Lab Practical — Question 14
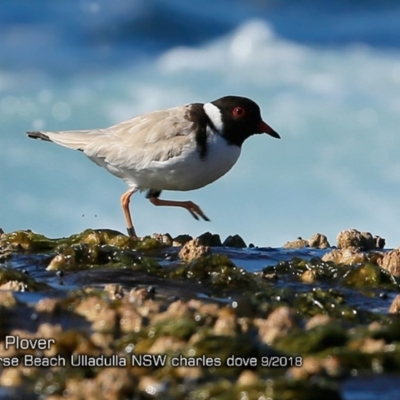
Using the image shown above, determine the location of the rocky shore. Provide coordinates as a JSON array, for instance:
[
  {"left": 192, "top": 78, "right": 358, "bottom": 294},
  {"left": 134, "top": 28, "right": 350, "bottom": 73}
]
[{"left": 1, "top": 227, "right": 400, "bottom": 400}]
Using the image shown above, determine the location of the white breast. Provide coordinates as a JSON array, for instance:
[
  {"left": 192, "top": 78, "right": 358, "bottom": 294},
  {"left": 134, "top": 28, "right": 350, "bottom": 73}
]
[{"left": 120, "top": 131, "right": 241, "bottom": 191}]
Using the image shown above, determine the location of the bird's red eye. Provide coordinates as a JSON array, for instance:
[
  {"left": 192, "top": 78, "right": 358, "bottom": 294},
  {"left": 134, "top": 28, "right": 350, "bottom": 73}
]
[{"left": 232, "top": 107, "right": 246, "bottom": 118}]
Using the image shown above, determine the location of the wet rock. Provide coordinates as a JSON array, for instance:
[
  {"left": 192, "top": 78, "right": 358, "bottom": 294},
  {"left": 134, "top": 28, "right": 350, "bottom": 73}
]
[
  {"left": 0, "top": 230, "right": 56, "bottom": 251},
  {"left": 0, "top": 244, "right": 12, "bottom": 262},
  {"left": 337, "top": 229, "right": 385, "bottom": 250},
  {"left": 287, "top": 356, "right": 324, "bottom": 380},
  {"left": 223, "top": 234, "right": 247, "bottom": 248},
  {"left": 308, "top": 233, "right": 330, "bottom": 249},
  {"left": 357, "top": 338, "right": 386, "bottom": 353},
  {"left": 0, "top": 291, "right": 17, "bottom": 308},
  {"left": 147, "top": 336, "right": 186, "bottom": 354},
  {"left": 305, "top": 314, "right": 332, "bottom": 330},
  {"left": 96, "top": 367, "right": 135, "bottom": 398},
  {"left": 0, "top": 267, "right": 49, "bottom": 292},
  {"left": 178, "top": 239, "right": 210, "bottom": 262},
  {"left": 301, "top": 270, "right": 318, "bottom": 283},
  {"left": 145, "top": 299, "right": 189, "bottom": 325},
  {"left": 0, "top": 368, "right": 22, "bottom": 387},
  {"left": 378, "top": 249, "right": 400, "bottom": 277},
  {"left": 283, "top": 237, "right": 309, "bottom": 249},
  {"left": 256, "top": 306, "right": 300, "bottom": 344},
  {"left": 172, "top": 234, "right": 192, "bottom": 246},
  {"left": 236, "top": 370, "right": 259, "bottom": 386},
  {"left": 213, "top": 308, "right": 239, "bottom": 336},
  {"left": 34, "top": 298, "right": 61, "bottom": 313},
  {"left": 128, "top": 287, "right": 158, "bottom": 306},
  {"left": 196, "top": 232, "right": 222, "bottom": 246},
  {"left": 47, "top": 253, "right": 69, "bottom": 271},
  {"left": 138, "top": 376, "right": 163, "bottom": 397},
  {"left": 104, "top": 284, "right": 125, "bottom": 299},
  {"left": 321, "top": 248, "right": 369, "bottom": 265},
  {"left": 347, "top": 263, "right": 394, "bottom": 288},
  {"left": 284, "top": 233, "right": 330, "bottom": 249},
  {"left": 75, "top": 296, "right": 117, "bottom": 332},
  {"left": 389, "top": 294, "right": 400, "bottom": 314},
  {"left": 152, "top": 233, "right": 173, "bottom": 246},
  {"left": 288, "top": 355, "right": 344, "bottom": 380}
]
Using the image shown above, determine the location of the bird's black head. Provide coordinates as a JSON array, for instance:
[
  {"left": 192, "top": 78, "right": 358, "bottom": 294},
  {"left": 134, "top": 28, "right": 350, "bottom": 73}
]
[{"left": 211, "top": 95, "right": 280, "bottom": 146}]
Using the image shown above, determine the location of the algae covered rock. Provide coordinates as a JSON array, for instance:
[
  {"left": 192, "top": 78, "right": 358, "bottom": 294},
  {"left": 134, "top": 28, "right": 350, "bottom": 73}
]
[
  {"left": 0, "top": 230, "right": 58, "bottom": 251},
  {"left": 178, "top": 239, "right": 211, "bottom": 262},
  {"left": 256, "top": 306, "right": 301, "bottom": 344},
  {"left": 0, "top": 267, "right": 49, "bottom": 292}
]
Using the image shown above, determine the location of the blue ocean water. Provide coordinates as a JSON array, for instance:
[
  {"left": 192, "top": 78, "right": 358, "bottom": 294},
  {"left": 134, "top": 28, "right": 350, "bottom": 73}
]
[{"left": 2, "top": 0, "right": 400, "bottom": 249}]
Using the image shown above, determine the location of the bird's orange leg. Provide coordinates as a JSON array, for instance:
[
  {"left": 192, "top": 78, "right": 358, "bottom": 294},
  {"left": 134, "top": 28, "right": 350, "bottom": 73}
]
[
  {"left": 148, "top": 197, "right": 210, "bottom": 221},
  {"left": 121, "top": 188, "right": 138, "bottom": 236}
]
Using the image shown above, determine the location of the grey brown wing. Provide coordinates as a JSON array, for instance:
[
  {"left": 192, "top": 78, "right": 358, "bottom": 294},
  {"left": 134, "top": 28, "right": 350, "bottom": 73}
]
[{"left": 84, "top": 106, "right": 197, "bottom": 169}]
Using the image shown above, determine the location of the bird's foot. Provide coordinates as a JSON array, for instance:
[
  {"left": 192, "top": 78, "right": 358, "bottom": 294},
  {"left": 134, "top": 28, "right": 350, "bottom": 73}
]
[{"left": 183, "top": 201, "right": 210, "bottom": 221}]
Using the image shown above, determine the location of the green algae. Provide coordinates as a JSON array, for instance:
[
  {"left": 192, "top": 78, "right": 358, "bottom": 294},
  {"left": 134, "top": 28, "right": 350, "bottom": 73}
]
[
  {"left": 170, "top": 254, "right": 268, "bottom": 294},
  {"left": 0, "top": 266, "right": 50, "bottom": 291},
  {"left": 274, "top": 323, "right": 348, "bottom": 354},
  {"left": 271, "top": 257, "right": 400, "bottom": 291},
  {"left": 0, "top": 229, "right": 167, "bottom": 253}
]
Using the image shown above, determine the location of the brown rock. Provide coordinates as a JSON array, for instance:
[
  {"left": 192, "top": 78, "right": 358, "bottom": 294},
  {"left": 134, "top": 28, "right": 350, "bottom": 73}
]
[
  {"left": 152, "top": 233, "right": 173, "bottom": 246},
  {"left": 128, "top": 287, "right": 155, "bottom": 305},
  {"left": 138, "top": 376, "right": 163, "bottom": 397},
  {"left": 0, "top": 368, "right": 22, "bottom": 387},
  {"left": 308, "top": 233, "right": 330, "bottom": 248},
  {"left": 389, "top": 294, "right": 400, "bottom": 314},
  {"left": 301, "top": 270, "right": 318, "bottom": 283},
  {"left": 305, "top": 314, "right": 332, "bottom": 330},
  {"left": 223, "top": 234, "right": 246, "bottom": 248},
  {"left": 0, "top": 291, "right": 17, "bottom": 308},
  {"left": 75, "top": 296, "right": 117, "bottom": 332},
  {"left": 288, "top": 355, "right": 344, "bottom": 380},
  {"left": 104, "top": 284, "right": 124, "bottom": 299},
  {"left": 237, "top": 370, "right": 259, "bottom": 386},
  {"left": 35, "top": 298, "right": 60, "bottom": 313},
  {"left": 378, "top": 249, "right": 400, "bottom": 277},
  {"left": 178, "top": 239, "right": 210, "bottom": 262},
  {"left": 119, "top": 305, "right": 143, "bottom": 333},
  {"left": 336, "top": 229, "right": 385, "bottom": 250},
  {"left": 213, "top": 308, "right": 239, "bottom": 336},
  {"left": 257, "top": 306, "right": 300, "bottom": 344},
  {"left": 148, "top": 336, "right": 186, "bottom": 354},
  {"left": 0, "top": 281, "right": 27, "bottom": 291},
  {"left": 288, "top": 356, "right": 323, "bottom": 380},
  {"left": 359, "top": 338, "right": 386, "bottom": 353},
  {"left": 283, "top": 238, "right": 309, "bottom": 248},
  {"left": 321, "top": 248, "right": 369, "bottom": 265}
]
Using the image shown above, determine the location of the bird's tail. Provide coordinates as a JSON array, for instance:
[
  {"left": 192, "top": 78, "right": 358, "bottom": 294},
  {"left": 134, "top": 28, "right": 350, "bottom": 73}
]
[{"left": 26, "top": 129, "right": 104, "bottom": 151}]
